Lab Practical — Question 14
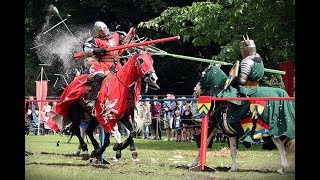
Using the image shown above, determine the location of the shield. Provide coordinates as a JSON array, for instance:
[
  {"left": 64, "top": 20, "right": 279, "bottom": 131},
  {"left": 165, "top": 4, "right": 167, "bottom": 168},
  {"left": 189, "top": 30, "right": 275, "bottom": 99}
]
[
  {"left": 197, "top": 96, "right": 211, "bottom": 117},
  {"left": 224, "top": 60, "right": 239, "bottom": 89}
]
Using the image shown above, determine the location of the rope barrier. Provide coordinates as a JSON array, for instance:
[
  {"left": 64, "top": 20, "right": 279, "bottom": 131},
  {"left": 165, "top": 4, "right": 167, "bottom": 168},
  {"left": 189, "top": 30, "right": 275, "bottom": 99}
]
[{"left": 139, "top": 97, "right": 295, "bottom": 102}]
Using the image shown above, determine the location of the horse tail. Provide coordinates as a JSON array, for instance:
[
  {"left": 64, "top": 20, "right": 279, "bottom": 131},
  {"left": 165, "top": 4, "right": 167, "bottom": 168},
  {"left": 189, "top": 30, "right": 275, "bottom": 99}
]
[
  {"left": 285, "top": 138, "right": 295, "bottom": 154},
  {"left": 133, "top": 105, "right": 143, "bottom": 133}
]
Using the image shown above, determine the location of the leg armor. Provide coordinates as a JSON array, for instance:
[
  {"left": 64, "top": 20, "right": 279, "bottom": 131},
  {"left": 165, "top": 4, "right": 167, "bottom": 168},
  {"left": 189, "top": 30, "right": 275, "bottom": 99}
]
[{"left": 90, "top": 73, "right": 105, "bottom": 100}]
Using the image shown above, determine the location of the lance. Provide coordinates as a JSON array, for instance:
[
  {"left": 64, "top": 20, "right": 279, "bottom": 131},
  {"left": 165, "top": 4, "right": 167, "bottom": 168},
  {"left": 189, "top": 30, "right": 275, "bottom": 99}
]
[
  {"left": 73, "top": 36, "right": 180, "bottom": 58},
  {"left": 150, "top": 51, "right": 285, "bottom": 75}
]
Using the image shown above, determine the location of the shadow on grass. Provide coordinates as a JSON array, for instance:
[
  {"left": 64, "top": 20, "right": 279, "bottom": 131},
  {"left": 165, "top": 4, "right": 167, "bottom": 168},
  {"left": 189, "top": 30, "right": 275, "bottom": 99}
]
[
  {"left": 26, "top": 162, "right": 109, "bottom": 169},
  {"left": 173, "top": 164, "right": 295, "bottom": 174},
  {"left": 131, "top": 139, "right": 270, "bottom": 152},
  {"left": 40, "top": 152, "right": 79, "bottom": 157}
]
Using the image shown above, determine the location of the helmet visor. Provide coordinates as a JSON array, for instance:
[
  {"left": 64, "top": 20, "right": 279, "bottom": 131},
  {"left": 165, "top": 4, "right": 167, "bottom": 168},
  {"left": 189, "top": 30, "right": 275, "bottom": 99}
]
[{"left": 98, "top": 26, "right": 109, "bottom": 37}]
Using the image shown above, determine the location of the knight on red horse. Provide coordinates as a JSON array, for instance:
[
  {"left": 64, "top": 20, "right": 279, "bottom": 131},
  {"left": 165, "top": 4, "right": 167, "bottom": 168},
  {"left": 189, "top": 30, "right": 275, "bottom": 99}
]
[{"left": 51, "top": 21, "right": 179, "bottom": 163}]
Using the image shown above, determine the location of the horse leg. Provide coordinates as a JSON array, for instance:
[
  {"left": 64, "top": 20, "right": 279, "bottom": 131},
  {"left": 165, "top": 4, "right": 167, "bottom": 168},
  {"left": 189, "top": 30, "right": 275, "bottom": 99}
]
[
  {"left": 111, "top": 125, "right": 122, "bottom": 160},
  {"left": 271, "top": 136, "right": 289, "bottom": 175},
  {"left": 86, "top": 118, "right": 101, "bottom": 154},
  {"left": 69, "top": 104, "right": 89, "bottom": 160},
  {"left": 188, "top": 127, "right": 217, "bottom": 168},
  {"left": 113, "top": 115, "right": 138, "bottom": 160},
  {"left": 91, "top": 130, "right": 111, "bottom": 164},
  {"left": 228, "top": 136, "right": 238, "bottom": 172},
  {"left": 74, "top": 126, "right": 86, "bottom": 156},
  {"left": 68, "top": 122, "right": 89, "bottom": 160}
]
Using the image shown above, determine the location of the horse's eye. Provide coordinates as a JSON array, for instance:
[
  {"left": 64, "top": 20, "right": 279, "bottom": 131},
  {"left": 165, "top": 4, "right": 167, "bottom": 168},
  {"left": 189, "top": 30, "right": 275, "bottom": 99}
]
[{"left": 137, "top": 58, "right": 144, "bottom": 65}]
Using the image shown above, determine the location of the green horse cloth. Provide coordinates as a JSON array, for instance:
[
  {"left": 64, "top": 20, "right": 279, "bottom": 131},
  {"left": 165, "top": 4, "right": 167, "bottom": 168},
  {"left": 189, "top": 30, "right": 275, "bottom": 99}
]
[{"left": 200, "top": 65, "right": 295, "bottom": 144}]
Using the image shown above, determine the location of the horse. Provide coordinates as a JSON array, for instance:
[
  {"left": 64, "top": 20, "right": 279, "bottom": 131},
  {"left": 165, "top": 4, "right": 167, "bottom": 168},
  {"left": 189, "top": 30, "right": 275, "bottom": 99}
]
[
  {"left": 56, "top": 86, "right": 141, "bottom": 162},
  {"left": 51, "top": 48, "right": 158, "bottom": 163},
  {"left": 191, "top": 64, "right": 295, "bottom": 175}
]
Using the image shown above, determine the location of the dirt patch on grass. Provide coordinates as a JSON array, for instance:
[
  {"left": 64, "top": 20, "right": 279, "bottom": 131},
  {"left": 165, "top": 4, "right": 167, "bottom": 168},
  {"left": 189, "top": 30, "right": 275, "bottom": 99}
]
[{"left": 172, "top": 147, "right": 272, "bottom": 158}]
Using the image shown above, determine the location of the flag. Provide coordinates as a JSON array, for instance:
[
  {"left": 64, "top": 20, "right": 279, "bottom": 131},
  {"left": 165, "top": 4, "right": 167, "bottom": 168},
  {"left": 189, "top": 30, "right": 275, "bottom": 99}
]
[
  {"left": 36, "top": 80, "right": 48, "bottom": 122},
  {"left": 277, "top": 60, "right": 294, "bottom": 97},
  {"left": 240, "top": 118, "right": 269, "bottom": 143},
  {"left": 250, "top": 100, "right": 267, "bottom": 119}
]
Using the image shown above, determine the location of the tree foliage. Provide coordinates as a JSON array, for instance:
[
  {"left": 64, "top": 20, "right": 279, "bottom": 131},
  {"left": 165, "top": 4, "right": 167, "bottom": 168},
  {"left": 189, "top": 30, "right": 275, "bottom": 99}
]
[
  {"left": 139, "top": 0, "right": 295, "bottom": 69},
  {"left": 25, "top": 0, "right": 295, "bottom": 96}
]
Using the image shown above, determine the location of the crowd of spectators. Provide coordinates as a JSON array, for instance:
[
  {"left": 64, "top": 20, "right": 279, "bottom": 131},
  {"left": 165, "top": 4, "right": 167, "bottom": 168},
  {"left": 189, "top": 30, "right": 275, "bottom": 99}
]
[
  {"left": 25, "top": 94, "right": 226, "bottom": 143},
  {"left": 25, "top": 96, "right": 57, "bottom": 136}
]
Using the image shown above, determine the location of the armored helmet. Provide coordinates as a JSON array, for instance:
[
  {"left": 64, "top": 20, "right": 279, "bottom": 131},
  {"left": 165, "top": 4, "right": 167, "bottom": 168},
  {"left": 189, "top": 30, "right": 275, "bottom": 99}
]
[
  {"left": 94, "top": 21, "right": 109, "bottom": 38},
  {"left": 240, "top": 34, "right": 256, "bottom": 59}
]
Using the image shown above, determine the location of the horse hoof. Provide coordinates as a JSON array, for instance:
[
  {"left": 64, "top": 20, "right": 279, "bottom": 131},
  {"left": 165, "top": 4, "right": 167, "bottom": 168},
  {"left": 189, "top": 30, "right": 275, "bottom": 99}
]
[
  {"left": 132, "top": 151, "right": 138, "bottom": 159},
  {"left": 112, "top": 157, "right": 119, "bottom": 162},
  {"left": 116, "top": 150, "right": 122, "bottom": 159},
  {"left": 90, "top": 157, "right": 110, "bottom": 165},
  {"left": 82, "top": 153, "right": 90, "bottom": 160},
  {"left": 113, "top": 143, "right": 120, "bottom": 151},
  {"left": 277, "top": 168, "right": 284, "bottom": 175},
  {"left": 90, "top": 149, "right": 100, "bottom": 158},
  {"left": 74, "top": 150, "right": 81, "bottom": 156}
]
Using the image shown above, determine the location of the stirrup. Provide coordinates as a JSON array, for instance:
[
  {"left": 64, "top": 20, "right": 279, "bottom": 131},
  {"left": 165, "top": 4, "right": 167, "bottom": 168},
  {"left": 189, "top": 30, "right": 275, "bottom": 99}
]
[{"left": 87, "top": 100, "right": 95, "bottom": 108}]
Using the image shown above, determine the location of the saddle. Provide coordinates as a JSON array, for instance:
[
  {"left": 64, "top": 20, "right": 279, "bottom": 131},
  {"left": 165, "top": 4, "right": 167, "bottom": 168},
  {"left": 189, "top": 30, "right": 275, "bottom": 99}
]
[
  {"left": 83, "top": 70, "right": 112, "bottom": 90},
  {"left": 210, "top": 101, "right": 237, "bottom": 137}
]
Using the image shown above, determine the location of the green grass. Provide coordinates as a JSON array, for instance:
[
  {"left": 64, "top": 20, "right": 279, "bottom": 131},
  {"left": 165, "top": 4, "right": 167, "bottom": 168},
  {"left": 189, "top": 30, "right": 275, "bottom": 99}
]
[{"left": 25, "top": 135, "right": 295, "bottom": 180}]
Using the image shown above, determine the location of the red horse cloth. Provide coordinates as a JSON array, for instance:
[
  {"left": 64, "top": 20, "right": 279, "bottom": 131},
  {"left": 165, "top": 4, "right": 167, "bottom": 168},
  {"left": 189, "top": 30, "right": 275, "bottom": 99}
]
[{"left": 51, "top": 74, "right": 88, "bottom": 116}]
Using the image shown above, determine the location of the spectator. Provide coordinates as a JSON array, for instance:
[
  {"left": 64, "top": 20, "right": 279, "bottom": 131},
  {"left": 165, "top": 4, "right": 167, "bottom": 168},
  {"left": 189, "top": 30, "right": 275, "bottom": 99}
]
[
  {"left": 25, "top": 109, "right": 32, "bottom": 135},
  {"left": 181, "top": 103, "right": 193, "bottom": 142},
  {"left": 172, "top": 109, "right": 182, "bottom": 142},
  {"left": 163, "top": 93, "right": 177, "bottom": 141},
  {"left": 162, "top": 93, "right": 172, "bottom": 141},
  {"left": 118, "top": 122, "right": 129, "bottom": 138},
  {"left": 26, "top": 95, "right": 39, "bottom": 134},
  {"left": 141, "top": 102, "right": 152, "bottom": 139},
  {"left": 190, "top": 92, "right": 202, "bottom": 142},
  {"left": 32, "top": 110, "right": 40, "bottom": 136},
  {"left": 150, "top": 95, "right": 162, "bottom": 140},
  {"left": 43, "top": 112, "right": 52, "bottom": 135},
  {"left": 40, "top": 102, "right": 51, "bottom": 135},
  {"left": 175, "top": 98, "right": 184, "bottom": 114},
  {"left": 27, "top": 96, "right": 39, "bottom": 115}
]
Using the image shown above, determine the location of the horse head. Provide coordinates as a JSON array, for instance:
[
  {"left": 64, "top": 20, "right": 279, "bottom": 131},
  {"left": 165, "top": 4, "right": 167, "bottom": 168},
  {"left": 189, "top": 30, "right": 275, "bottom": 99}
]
[
  {"left": 134, "top": 49, "right": 160, "bottom": 91},
  {"left": 194, "top": 64, "right": 228, "bottom": 96}
]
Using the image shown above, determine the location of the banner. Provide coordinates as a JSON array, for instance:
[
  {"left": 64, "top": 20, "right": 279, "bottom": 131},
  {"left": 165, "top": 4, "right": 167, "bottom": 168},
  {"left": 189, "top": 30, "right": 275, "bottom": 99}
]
[
  {"left": 36, "top": 80, "right": 48, "bottom": 120},
  {"left": 277, "top": 61, "right": 294, "bottom": 97}
]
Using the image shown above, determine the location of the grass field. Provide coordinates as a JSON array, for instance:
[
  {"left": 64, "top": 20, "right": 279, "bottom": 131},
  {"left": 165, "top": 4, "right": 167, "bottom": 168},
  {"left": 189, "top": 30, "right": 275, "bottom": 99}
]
[{"left": 25, "top": 134, "right": 295, "bottom": 180}]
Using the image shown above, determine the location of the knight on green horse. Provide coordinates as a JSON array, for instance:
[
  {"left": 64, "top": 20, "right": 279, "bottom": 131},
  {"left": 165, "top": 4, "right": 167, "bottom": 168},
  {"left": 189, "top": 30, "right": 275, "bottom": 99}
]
[{"left": 191, "top": 36, "right": 295, "bottom": 175}]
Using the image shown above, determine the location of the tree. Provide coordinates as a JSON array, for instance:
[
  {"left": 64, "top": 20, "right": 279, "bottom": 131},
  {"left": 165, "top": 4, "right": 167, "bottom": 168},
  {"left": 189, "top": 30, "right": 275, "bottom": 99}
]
[{"left": 138, "top": 0, "right": 295, "bottom": 87}]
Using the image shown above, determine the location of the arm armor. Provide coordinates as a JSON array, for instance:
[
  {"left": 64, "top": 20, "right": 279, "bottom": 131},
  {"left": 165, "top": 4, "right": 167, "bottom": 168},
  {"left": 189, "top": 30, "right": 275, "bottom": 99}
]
[
  {"left": 116, "top": 31, "right": 127, "bottom": 44},
  {"left": 83, "top": 37, "right": 98, "bottom": 57},
  {"left": 238, "top": 58, "right": 255, "bottom": 85}
]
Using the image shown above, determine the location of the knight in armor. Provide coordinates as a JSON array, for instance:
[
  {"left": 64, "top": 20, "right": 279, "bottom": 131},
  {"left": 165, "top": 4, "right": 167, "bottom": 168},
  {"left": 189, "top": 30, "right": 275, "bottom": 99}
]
[
  {"left": 236, "top": 35, "right": 265, "bottom": 147},
  {"left": 83, "top": 21, "right": 128, "bottom": 108},
  {"left": 237, "top": 35, "right": 264, "bottom": 88}
]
